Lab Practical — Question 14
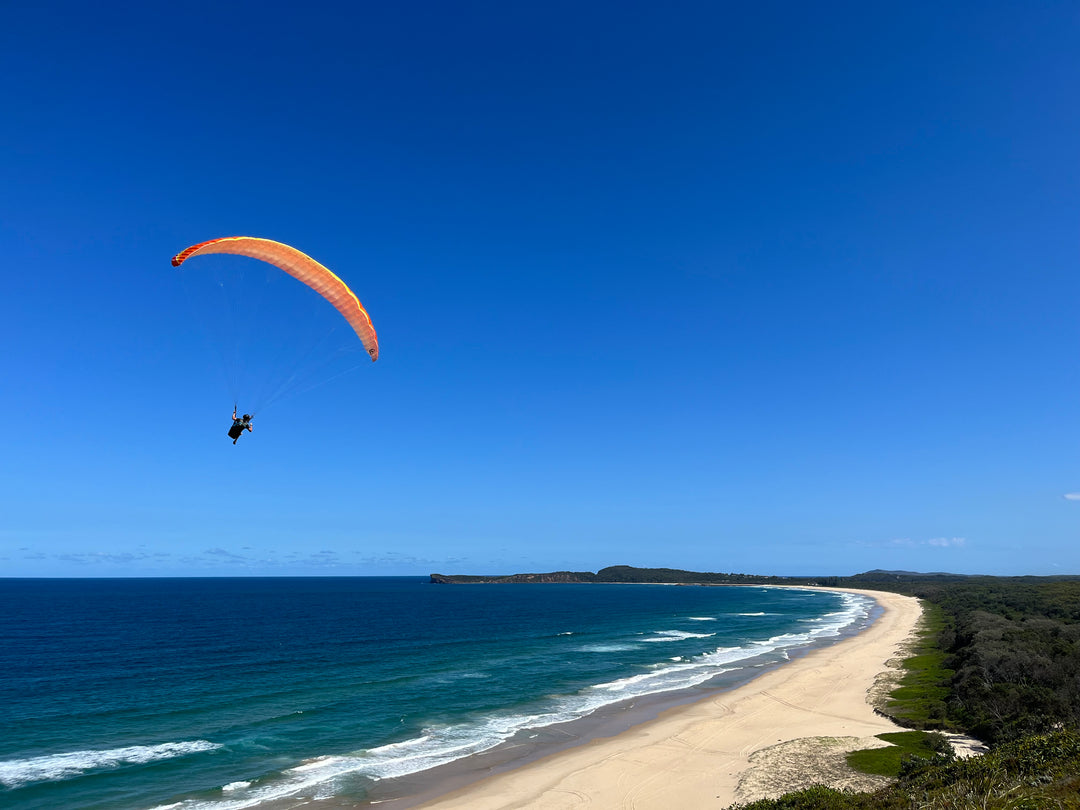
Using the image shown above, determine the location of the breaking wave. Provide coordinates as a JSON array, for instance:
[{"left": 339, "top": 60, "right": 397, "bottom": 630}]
[{"left": 0, "top": 741, "right": 222, "bottom": 789}]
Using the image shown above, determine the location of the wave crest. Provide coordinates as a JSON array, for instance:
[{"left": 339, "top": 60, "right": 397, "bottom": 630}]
[{"left": 0, "top": 740, "right": 221, "bottom": 789}]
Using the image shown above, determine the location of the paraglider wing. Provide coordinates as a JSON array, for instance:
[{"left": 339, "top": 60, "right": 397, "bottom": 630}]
[{"left": 171, "top": 237, "right": 379, "bottom": 361}]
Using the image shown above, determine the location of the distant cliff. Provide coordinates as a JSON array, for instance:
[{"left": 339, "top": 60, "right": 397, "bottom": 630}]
[
  {"left": 429, "top": 571, "right": 595, "bottom": 584},
  {"left": 429, "top": 565, "right": 829, "bottom": 585}
]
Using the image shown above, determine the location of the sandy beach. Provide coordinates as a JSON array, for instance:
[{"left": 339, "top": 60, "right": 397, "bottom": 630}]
[{"left": 413, "top": 588, "right": 923, "bottom": 810}]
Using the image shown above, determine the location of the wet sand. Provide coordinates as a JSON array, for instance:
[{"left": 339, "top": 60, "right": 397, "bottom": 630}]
[{"left": 409, "top": 588, "right": 923, "bottom": 810}]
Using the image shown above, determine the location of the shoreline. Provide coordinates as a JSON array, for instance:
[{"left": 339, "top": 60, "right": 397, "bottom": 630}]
[{"left": 383, "top": 587, "right": 922, "bottom": 810}]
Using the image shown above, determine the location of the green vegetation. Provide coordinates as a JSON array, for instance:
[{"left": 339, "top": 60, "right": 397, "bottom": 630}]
[
  {"left": 861, "top": 577, "right": 1080, "bottom": 744},
  {"left": 845, "top": 731, "right": 953, "bottom": 777},
  {"left": 591, "top": 566, "right": 806, "bottom": 585},
  {"left": 731, "top": 730, "right": 1080, "bottom": 809},
  {"left": 878, "top": 602, "right": 954, "bottom": 730}
]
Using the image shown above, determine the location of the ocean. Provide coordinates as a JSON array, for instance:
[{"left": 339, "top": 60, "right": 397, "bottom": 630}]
[{"left": 0, "top": 578, "right": 877, "bottom": 810}]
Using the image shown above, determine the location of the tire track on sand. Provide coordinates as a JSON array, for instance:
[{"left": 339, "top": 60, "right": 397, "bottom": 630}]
[{"left": 759, "top": 690, "right": 866, "bottom": 725}]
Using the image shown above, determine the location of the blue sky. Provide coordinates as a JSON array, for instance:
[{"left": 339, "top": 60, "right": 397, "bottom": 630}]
[{"left": 2, "top": 1, "right": 1079, "bottom": 577}]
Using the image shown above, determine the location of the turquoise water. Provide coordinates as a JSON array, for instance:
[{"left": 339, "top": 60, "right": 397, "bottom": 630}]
[{"left": 0, "top": 578, "right": 875, "bottom": 809}]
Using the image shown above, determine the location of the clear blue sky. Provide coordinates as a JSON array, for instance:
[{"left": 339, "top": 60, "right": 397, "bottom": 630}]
[{"left": 3, "top": 1, "right": 1078, "bottom": 577}]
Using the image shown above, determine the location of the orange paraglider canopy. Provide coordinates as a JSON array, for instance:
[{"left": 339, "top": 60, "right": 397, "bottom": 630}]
[{"left": 171, "top": 237, "right": 378, "bottom": 361}]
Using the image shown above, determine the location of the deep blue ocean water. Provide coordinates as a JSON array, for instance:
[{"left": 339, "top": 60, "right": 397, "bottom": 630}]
[{"left": 0, "top": 578, "right": 875, "bottom": 810}]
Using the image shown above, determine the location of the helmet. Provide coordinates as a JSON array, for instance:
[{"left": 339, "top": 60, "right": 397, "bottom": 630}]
[{"left": 243, "top": 414, "right": 251, "bottom": 420}]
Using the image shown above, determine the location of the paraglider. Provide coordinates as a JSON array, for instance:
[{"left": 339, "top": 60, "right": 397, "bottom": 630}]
[{"left": 172, "top": 237, "right": 378, "bottom": 441}]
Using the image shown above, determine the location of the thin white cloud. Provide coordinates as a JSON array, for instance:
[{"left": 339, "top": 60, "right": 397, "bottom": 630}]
[
  {"left": 1063, "top": 493, "right": 1080, "bottom": 501},
  {"left": 863, "top": 537, "right": 967, "bottom": 549},
  {"left": 204, "top": 547, "right": 248, "bottom": 562},
  {"left": 352, "top": 551, "right": 469, "bottom": 567},
  {"left": 52, "top": 551, "right": 167, "bottom": 564},
  {"left": 927, "top": 537, "right": 965, "bottom": 548}
]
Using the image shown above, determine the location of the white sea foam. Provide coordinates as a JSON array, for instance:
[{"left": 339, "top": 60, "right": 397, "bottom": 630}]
[
  {"left": 424, "top": 670, "right": 492, "bottom": 686},
  {"left": 222, "top": 781, "right": 250, "bottom": 791},
  {"left": 0, "top": 740, "right": 221, "bottom": 789},
  {"left": 641, "top": 630, "right": 716, "bottom": 642},
  {"left": 686, "top": 616, "right": 716, "bottom": 621},
  {"left": 140, "top": 591, "right": 874, "bottom": 810}
]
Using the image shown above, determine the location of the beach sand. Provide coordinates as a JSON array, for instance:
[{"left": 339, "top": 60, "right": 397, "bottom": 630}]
[{"left": 412, "top": 588, "right": 923, "bottom": 810}]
